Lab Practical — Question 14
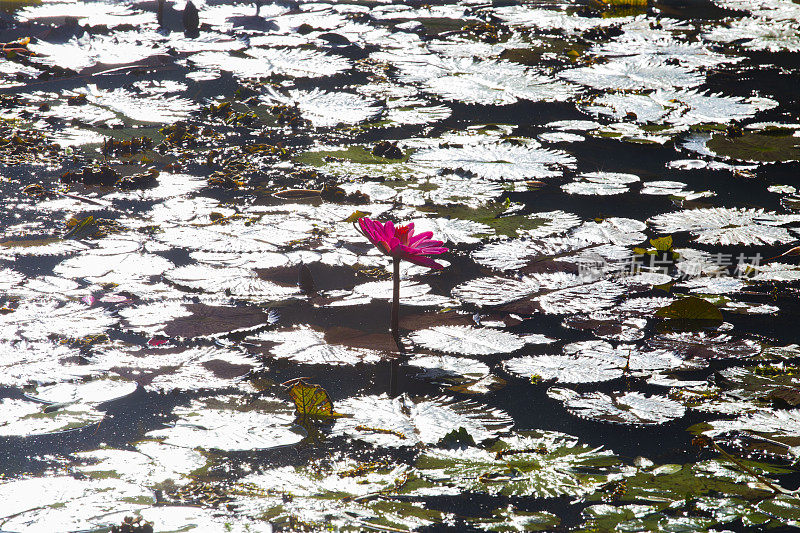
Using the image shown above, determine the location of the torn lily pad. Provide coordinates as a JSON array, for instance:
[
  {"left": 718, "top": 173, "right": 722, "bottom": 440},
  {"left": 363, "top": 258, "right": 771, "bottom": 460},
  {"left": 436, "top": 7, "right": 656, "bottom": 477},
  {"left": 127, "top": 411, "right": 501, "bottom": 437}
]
[
  {"left": 1, "top": 378, "right": 137, "bottom": 436},
  {"left": 248, "top": 325, "right": 387, "bottom": 365},
  {"left": 407, "top": 354, "right": 491, "bottom": 381},
  {"left": 146, "top": 395, "right": 303, "bottom": 451},
  {"left": 548, "top": 388, "right": 686, "bottom": 426},
  {"left": 0, "top": 298, "right": 117, "bottom": 341},
  {"left": 504, "top": 354, "right": 623, "bottom": 385},
  {"left": 648, "top": 207, "right": 800, "bottom": 245},
  {"left": 0, "top": 339, "right": 98, "bottom": 387},
  {"left": 165, "top": 264, "right": 299, "bottom": 302},
  {"left": 412, "top": 142, "right": 575, "bottom": 181},
  {"left": 0, "top": 476, "right": 152, "bottom": 533},
  {"left": 75, "top": 441, "right": 207, "bottom": 487},
  {"left": 332, "top": 394, "right": 512, "bottom": 447},
  {"left": 234, "top": 456, "right": 449, "bottom": 531},
  {"left": 417, "top": 430, "right": 625, "bottom": 498},
  {"left": 409, "top": 325, "right": 526, "bottom": 356}
]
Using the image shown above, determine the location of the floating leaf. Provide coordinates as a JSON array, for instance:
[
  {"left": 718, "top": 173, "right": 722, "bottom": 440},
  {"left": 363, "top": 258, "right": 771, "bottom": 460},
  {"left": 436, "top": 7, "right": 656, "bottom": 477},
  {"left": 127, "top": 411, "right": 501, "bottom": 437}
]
[
  {"left": 579, "top": 459, "right": 782, "bottom": 532},
  {"left": 0, "top": 298, "right": 117, "bottom": 342},
  {"left": 165, "top": 264, "right": 299, "bottom": 302},
  {"left": 478, "top": 508, "right": 561, "bottom": 532},
  {"left": 386, "top": 55, "right": 576, "bottom": 106},
  {"left": 1, "top": 378, "right": 137, "bottom": 436},
  {"left": 417, "top": 430, "right": 624, "bottom": 497},
  {"left": 163, "top": 303, "right": 276, "bottom": 339},
  {"left": 0, "top": 339, "right": 97, "bottom": 387},
  {"left": 548, "top": 388, "right": 686, "bottom": 426},
  {"left": 264, "top": 88, "right": 384, "bottom": 128},
  {"left": 650, "top": 235, "right": 673, "bottom": 251},
  {"left": 560, "top": 57, "right": 703, "bottom": 91},
  {"left": 250, "top": 325, "right": 389, "bottom": 365},
  {"left": 648, "top": 207, "right": 800, "bottom": 245},
  {"left": 75, "top": 441, "right": 207, "bottom": 487},
  {"left": 407, "top": 354, "right": 491, "bottom": 381},
  {"left": 332, "top": 394, "right": 512, "bottom": 447},
  {"left": 452, "top": 276, "right": 539, "bottom": 306},
  {"left": 91, "top": 345, "right": 259, "bottom": 393},
  {"left": 533, "top": 279, "right": 626, "bottom": 315},
  {"left": 704, "top": 17, "right": 800, "bottom": 53},
  {"left": 233, "top": 456, "right": 448, "bottom": 530},
  {"left": 0, "top": 476, "right": 152, "bottom": 533},
  {"left": 505, "top": 355, "right": 623, "bottom": 384},
  {"left": 412, "top": 142, "right": 575, "bottom": 181},
  {"left": 439, "top": 427, "right": 478, "bottom": 448},
  {"left": 706, "top": 130, "right": 800, "bottom": 163},
  {"left": 344, "top": 210, "right": 371, "bottom": 223},
  {"left": 190, "top": 47, "right": 350, "bottom": 79},
  {"left": 147, "top": 395, "right": 303, "bottom": 451},
  {"left": 758, "top": 494, "right": 800, "bottom": 524},
  {"left": 409, "top": 325, "right": 526, "bottom": 356},
  {"left": 286, "top": 379, "right": 345, "bottom": 419},
  {"left": 655, "top": 296, "right": 723, "bottom": 324}
]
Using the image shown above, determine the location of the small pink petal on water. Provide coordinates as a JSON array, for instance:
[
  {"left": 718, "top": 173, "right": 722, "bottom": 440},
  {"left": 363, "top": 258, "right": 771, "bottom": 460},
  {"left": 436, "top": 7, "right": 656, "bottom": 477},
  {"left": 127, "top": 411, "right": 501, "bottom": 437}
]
[
  {"left": 101, "top": 295, "right": 131, "bottom": 304},
  {"left": 148, "top": 337, "right": 170, "bottom": 346}
]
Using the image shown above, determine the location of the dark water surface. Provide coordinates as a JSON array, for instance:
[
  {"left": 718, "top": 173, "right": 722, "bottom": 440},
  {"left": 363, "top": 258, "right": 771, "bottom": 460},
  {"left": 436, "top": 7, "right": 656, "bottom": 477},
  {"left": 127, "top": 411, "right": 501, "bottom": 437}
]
[{"left": 1, "top": 0, "right": 800, "bottom": 531}]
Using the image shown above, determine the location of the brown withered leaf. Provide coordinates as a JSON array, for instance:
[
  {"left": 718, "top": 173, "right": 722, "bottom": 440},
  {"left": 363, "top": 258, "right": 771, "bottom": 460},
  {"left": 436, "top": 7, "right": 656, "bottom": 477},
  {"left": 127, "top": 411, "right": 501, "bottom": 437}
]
[
  {"left": 767, "top": 387, "right": 800, "bottom": 408},
  {"left": 285, "top": 378, "right": 346, "bottom": 419}
]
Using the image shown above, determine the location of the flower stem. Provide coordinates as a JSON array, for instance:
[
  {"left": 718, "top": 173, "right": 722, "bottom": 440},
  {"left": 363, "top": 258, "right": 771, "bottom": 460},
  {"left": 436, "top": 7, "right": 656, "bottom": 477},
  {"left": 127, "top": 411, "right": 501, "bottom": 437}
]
[
  {"left": 391, "top": 258, "right": 400, "bottom": 339},
  {"left": 711, "top": 438, "right": 788, "bottom": 494}
]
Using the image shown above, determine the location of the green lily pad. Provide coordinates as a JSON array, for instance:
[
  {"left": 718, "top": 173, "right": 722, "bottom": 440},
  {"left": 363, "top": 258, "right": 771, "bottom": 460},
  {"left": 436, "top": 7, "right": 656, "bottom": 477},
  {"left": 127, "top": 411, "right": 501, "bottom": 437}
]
[
  {"left": 296, "top": 146, "right": 413, "bottom": 167},
  {"left": 580, "top": 458, "right": 786, "bottom": 532},
  {"left": 655, "top": 296, "right": 723, "bottom": 329},
  {"left": 707, "top": 131, "right": 800, "bottom": 162},
  {"left": 233, "top": 457, "right": 448, "bottom": 531},
  {"left": 416, "top": 430, "right": 625, "bottom": 498},
  {"left": 758, "top": 494, "right": 800, "bottom": 524},
  {"left": 479, "top": 507, "right": 561, "bottom": 531},
  {"left": 418, "top": 204, "right": 550, "bottom": 238},
  {"left": 649, "top": 235, "right": 673, "bottom": 252}
]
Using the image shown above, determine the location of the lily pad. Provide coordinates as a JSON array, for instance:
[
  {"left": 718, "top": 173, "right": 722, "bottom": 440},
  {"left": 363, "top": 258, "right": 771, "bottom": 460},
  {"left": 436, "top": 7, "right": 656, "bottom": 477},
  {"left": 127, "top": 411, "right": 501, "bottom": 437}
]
[
  {"left": 408, "top": 325, "right": 526, "bottom": 356},
  {"left": 416, "top": 430, "right": 625, "bottom": 497},
  {"left": 707, "top": 131, "right": 800, "bottom": 162},
  {"left": 548, "top": 388, "right": 686, "bottom": 426},
  {"left": 655, "top": 296, "right": 723, "bottom": 327},
  {"left": 146, "top": 395, "right": 304, "bottom": 452},
  {"left": 332, "top": 394, "right": 512, "bottom": 447}
]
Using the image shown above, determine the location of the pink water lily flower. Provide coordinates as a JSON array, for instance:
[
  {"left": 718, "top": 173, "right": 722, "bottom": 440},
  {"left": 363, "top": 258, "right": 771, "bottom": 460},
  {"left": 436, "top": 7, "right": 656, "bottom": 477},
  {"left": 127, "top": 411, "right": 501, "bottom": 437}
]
[
  {"left": 356, "top": 216, "right": 448, "bottom": 341},
  {"left": 358, "top": 217, "right": 448, "bottom": 270}
]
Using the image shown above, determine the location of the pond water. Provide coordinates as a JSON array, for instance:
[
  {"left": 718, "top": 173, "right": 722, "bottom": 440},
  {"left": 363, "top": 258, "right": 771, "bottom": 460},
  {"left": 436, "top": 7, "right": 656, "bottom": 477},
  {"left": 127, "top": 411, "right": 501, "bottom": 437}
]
[{"left": 1, "top": 0, "right": 800, "bottom": 531}]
